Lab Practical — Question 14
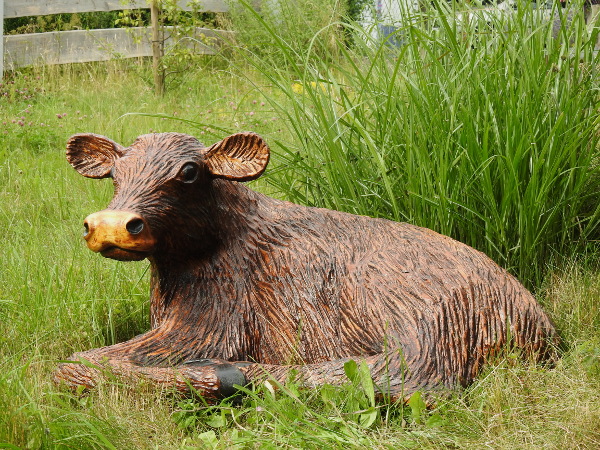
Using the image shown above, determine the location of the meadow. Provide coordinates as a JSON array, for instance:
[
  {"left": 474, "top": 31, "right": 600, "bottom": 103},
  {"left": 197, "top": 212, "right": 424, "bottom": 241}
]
[{"left": 1, "top": 1, "right": 600, "bottom": 448}]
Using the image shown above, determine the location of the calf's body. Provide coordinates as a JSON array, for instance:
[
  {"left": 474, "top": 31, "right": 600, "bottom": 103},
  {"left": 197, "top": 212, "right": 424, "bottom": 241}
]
[{"left": 56, "top": 132, "right": 557, "bottom": 401}]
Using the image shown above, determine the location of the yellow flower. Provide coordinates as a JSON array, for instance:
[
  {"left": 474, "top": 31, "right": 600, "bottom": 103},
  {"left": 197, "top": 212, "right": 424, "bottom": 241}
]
[{"left": 291, "top": 82, "right": 304, "bottom": 94}]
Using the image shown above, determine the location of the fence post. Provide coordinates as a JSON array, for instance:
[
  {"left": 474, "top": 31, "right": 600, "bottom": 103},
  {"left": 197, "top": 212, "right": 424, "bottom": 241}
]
[
  {"left": 151, "top": 1, "right": 165, "bottom": 96},
  {"left": 1, "top": 0, "right": 4, "bottom": 79}
]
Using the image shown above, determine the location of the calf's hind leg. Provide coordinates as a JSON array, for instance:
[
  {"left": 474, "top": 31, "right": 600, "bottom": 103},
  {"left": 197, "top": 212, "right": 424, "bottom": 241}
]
[{"left": 242, "top": 350, "right": 432, "bottom": 403}]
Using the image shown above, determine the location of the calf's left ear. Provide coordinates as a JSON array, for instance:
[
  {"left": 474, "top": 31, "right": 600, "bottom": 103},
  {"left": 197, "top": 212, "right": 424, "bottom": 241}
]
[
  {"left": 203, "top": 132, "right": 270, "bottom": 181},
  {"left": 66, "top": 133, "right": 125, "bottom": 179}
]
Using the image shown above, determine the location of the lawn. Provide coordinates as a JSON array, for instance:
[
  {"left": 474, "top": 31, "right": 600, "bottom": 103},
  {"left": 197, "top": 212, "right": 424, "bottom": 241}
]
[{"left": 1, "top": 1, "right": 600, "bottom": 448}]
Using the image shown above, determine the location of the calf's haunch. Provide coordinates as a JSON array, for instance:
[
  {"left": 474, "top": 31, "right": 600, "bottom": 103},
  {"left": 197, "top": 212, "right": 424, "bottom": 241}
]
[{"left": 55, "top": 131, "right": 557, "bottom": 401}]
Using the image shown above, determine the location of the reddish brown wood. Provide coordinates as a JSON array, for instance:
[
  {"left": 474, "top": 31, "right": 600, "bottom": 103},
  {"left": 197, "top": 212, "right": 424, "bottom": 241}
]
[{"left": 55, "top": 131, "right": 558, "bottom": 402}]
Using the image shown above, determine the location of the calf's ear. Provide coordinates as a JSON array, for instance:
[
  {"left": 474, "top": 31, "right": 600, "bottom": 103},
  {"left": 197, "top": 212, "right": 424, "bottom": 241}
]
[
  {"left": 203, "top": 132, "right": 270, "bottom": 181},
  {"left": 66, "top": 133, "right": 125, "bottom": 178}
]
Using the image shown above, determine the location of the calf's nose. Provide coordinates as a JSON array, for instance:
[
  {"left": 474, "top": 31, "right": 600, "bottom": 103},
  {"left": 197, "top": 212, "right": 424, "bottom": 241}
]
[{"left": 83, "top": 210, "right": 156, "bottom": 254}]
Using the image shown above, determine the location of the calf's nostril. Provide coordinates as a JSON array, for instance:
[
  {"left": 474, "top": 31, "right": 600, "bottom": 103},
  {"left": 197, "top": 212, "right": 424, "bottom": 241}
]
[
  {"left": 126, "top": 218, "right": 145, "bottom": 235},
  {"left": 83, "top": 221, "right": 89, "bottom": 237}
]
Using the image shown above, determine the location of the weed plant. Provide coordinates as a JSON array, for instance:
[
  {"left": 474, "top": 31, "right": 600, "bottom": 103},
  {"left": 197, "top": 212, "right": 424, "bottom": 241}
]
[{"left": 232, "top": 0, "right": 600, "bottom": 288}]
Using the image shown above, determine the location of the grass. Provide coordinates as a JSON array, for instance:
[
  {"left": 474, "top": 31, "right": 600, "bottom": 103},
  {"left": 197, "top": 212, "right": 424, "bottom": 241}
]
[{"left": 0, "top": 2, "right": 600, "bottom": 447}]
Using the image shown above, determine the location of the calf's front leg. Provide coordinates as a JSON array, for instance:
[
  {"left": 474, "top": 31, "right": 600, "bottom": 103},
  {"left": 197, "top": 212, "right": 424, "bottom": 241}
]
[{"left": 55, "top": 352, "right": 249, "bottom": 401}]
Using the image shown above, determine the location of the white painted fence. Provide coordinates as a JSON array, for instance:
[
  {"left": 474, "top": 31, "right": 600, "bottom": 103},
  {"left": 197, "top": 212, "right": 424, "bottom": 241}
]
[{"left": 1, "top": 0, "right": 230, "bottom": 75}]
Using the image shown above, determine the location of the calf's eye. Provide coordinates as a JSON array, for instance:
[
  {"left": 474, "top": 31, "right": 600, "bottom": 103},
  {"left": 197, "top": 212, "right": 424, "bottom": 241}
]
[{"left": 179, "top": 162, "right": 200, "bottom": 184}]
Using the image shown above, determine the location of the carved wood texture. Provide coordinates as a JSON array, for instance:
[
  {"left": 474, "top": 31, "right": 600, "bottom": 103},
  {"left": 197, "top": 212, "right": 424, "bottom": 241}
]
[{"left": 55, "top": 132, "right": 558, "bottom": 402}]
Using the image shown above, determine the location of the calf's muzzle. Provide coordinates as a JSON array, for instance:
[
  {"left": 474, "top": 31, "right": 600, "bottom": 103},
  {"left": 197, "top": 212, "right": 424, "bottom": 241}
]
[{"left": 83, "top": 210, "right": 156, "bottom": 261}]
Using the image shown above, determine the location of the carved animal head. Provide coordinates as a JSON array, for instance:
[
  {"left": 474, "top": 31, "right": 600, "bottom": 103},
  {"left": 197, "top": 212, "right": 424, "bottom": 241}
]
[{"left": 66, "top": 132, "right": 270, "bottom": 261}]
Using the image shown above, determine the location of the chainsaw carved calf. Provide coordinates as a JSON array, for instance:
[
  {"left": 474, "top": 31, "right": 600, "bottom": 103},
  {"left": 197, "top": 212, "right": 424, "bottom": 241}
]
[{"left": 55, "top": 132, "right": 557, "bottom": 402}]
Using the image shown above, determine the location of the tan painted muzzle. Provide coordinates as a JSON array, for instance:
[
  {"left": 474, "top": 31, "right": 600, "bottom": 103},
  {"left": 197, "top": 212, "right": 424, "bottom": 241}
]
[{"left": 83, "top": 210, "right": 156, "bottom": 261}]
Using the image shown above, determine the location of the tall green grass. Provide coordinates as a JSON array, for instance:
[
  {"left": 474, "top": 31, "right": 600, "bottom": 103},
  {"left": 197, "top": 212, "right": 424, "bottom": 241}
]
[{"left": 233, "top": 0, "right": 600, "bottom": 287}]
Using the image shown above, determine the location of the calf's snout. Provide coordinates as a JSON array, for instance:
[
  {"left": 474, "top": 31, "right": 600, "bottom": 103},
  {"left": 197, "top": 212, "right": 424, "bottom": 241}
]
[{"left": 83, "top": 210, "right": 156, "bottom": 260}]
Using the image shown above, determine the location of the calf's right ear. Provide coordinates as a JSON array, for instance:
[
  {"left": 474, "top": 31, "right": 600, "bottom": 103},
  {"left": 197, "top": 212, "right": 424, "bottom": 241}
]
[{"left": 66, "top": 133, "right": 125, "bottom": 178}]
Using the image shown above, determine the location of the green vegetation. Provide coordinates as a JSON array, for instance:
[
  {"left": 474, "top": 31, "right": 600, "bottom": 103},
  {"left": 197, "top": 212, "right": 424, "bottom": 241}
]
[{"left": 1, "top": 0, "right": 600, "bottom": 447}]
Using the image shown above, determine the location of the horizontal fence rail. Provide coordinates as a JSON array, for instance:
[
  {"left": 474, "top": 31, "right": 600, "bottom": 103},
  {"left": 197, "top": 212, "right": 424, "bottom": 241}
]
[
  {"left": 1, "top": 0, "right": 230, "bottom": 75},
  {"left": 3, "top": 0, "right": 229, "bottom": 18},
  {"left": 3, "top": 27, "right": 230, "bottom": 68}
]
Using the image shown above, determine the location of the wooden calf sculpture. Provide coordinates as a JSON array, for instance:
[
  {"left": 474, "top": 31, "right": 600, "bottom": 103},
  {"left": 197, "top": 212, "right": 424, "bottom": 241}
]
[{"left": 55, "top": 131, "right": 557, "bottom": 401}]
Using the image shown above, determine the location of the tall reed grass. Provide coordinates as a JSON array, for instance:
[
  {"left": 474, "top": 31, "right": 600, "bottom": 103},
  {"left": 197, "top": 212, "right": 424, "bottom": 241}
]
[{"left": 232, "top": 0, "right": 600, "bottom": 287}]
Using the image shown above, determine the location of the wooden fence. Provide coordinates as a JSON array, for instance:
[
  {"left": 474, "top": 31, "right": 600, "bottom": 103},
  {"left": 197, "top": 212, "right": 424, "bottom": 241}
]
[{"left": 1, "top": 0, "right": 230, "bottom": 76}]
